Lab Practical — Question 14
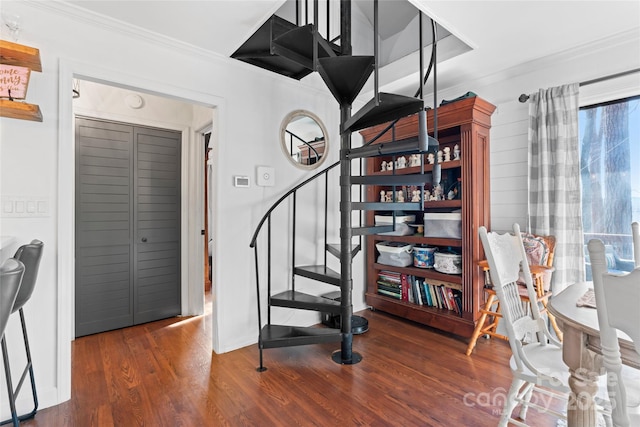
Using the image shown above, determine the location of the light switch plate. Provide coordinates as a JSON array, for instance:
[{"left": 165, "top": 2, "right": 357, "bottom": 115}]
[{"left": 257, "top": 166, "right": 275, "bottom": 187}]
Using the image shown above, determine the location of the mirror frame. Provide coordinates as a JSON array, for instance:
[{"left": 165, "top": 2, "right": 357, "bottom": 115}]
[{"left": 279, "top": 110, "right": 329, "bottom": 170}]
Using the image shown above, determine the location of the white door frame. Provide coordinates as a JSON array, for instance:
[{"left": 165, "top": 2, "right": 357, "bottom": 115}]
[{"left": 58, "top": 59, "right": 225, "bottom": 403}]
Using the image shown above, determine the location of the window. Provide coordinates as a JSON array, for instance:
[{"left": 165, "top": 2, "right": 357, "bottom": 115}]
[{"left": 580, "top": 95, "right": 640, "bottom": 278}]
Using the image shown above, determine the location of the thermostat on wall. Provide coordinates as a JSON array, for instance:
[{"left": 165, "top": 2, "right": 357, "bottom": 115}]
[
  {"left": 257, "top": 166, "right": 275, "bottom": 187},
  {"left": 234, "top": 176, "right": 250, "bottom": 188}
]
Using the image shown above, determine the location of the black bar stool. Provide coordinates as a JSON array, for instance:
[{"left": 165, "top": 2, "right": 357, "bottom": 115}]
[
  {"left": 1, "top": 258, "right": 25, "bottom": 427},
  {"left": 1, "top": 240, "right": 43, "bottom": 425}
]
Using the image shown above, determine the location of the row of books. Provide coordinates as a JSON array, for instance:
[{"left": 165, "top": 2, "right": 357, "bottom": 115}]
[{"left": 377, "top": 271, "right": 463, "bottom": 316}]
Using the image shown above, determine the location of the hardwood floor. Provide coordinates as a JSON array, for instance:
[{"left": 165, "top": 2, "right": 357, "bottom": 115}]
[{"left": 23, "top": 300, "right": 562, "bottom": 426}]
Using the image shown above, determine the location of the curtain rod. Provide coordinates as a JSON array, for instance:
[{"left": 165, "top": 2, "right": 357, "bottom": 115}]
[{"left": 518, "top": 68, "right": 640, "bottom": 103}]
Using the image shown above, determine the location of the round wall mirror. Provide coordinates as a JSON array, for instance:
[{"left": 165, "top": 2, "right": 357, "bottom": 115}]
[{"left": 280, "top": 110, "right": 329, "bottom": 169}]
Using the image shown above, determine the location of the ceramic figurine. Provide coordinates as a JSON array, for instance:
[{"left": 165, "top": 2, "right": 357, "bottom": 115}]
[
  {"left": 432, "top": 184, "right": 443, "bottom": 200},
  {"left": 396, "top": 191, "right": 404, "bottom": 203},
  {"left": 443, "top": 147, "right": 451, "bottom": 162},
  {"left": 427, "top": 153, "right": 435, "bottom": 164},
  {"left": 380, "top": 190, "right": 386, "bottom": 202},
  {"left": 409, "top": 154, "right": 421, "bottom": 167},
  {"left": 447, "top": 190, "right": 455, "bottom": 200},
  {"left": 437, "top": 150, "right": 443, "bottom": 163},
  {"left": 424, "top": 189, "right": 431, "bottom": 200},
  {"left": 454, "top": 144, "right": 460, "bottom": 160},
  {"left": 385, "top": 193, "right": 393, "bottom": 203},
  {"left": 411, "top": 190, "right": 421, "bottom": 202},
  {"left": 380, "top": 161, "right": 387, "bottom": 172},
  {"left": 397, "top": 156, "right": 407, "bottom": 169}
]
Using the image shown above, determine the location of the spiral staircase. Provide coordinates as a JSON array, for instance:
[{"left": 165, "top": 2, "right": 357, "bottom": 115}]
[{"left": 239, "top": 0, "right": 437, "bottom": 370}]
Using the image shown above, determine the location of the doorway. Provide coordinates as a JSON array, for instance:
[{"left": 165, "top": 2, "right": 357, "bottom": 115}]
[
  {"left": 59, "top": 64, "right": 223, "bottom": 402},
  {"left": 204, "top": 131, "right": 212, "bottom": 292}
]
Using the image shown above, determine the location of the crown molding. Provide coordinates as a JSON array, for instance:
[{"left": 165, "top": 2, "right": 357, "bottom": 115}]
[
  {"left": 26, "top": 0, "right": 228, "bottom": 62},
  {"left": 442, "top": 26, "right": 640, "bottom": 102}
]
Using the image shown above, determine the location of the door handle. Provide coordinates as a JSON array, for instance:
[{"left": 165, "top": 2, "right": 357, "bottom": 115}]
[{"left": 141, "top": 237, "right": 147, "bottom": 242}]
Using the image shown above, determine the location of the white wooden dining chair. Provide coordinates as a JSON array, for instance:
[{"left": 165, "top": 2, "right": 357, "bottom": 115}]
[
  {"left": 588, "top": 238, "right": 640, "bottom": 427},
  {"left": 479, "top": 223, "right": 570, "bottom": 426}
]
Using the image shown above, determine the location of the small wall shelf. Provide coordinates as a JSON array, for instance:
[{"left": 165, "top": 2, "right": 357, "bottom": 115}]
[{"left": 0, "top": 39, "right": 43, "bottom": 122}]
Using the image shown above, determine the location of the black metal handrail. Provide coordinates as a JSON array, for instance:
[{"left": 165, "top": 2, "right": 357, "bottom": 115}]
[
  {"left": 249, "top": 161, "right": 340, "bottom": 248},
  {"left": 251, "top": 159, "right": 340, "bottom": 371},
  {"left": 286, "top": 130, "right": 321, "bottom": 165}
]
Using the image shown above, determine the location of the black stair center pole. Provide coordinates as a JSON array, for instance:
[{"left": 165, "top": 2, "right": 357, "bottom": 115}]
[
  {"left": 339, "top": 102, "right": 354, "bottom": 363},
  {"left": 332, "top": 0, "right": 361, "bottom": 366}
]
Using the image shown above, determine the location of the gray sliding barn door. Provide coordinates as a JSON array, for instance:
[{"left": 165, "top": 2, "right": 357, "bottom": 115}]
[{"left": 75, "top": 117, "right": 181, "bottom": 337}]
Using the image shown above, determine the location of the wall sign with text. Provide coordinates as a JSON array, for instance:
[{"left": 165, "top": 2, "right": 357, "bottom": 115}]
[{"left": 0, "top": 64, "right": 30, "bottom": 99}]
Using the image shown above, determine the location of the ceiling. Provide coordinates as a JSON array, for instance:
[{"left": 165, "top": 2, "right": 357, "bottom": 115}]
[{"left": 62, "top": 0, "right": 640, "bottom": 97}]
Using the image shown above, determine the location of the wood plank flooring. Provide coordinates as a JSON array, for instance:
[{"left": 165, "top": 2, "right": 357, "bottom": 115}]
[{"left": 22, "top": 301, "right": 562, "bottom": 426}]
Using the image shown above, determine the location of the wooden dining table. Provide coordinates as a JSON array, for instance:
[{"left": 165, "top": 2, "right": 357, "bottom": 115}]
[{"left": 547, "top": 281, "right": 640, "bottom": 427}]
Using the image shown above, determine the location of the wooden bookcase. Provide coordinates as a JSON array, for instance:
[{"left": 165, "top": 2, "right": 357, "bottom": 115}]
[{"left": 359, "top": 96, "right": 495, "bottom": 337}]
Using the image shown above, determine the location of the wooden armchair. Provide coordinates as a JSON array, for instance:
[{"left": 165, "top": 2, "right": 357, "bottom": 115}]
[{"left": 465, "top": 232, "right": 562, "bottom": 356}]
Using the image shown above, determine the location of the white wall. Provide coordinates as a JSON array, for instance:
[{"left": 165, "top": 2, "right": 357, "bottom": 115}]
[
  {"left": 0, "top": 0, "right": 350, "bottom": 413},
  {"left": 427, "top": 28, "right": 640, "bottom": 233}
]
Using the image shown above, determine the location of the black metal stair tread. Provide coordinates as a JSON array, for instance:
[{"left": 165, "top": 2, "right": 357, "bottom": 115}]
[
  {"left": 345, "top": 135, "right": 439, "bottom": 159},
  {"left": 294, "top": 265, "right": 341, "bottom": 286},
  {"left": 351, "top": 202, "right": 422, "bottom": 211},
  {"left": 348, "top": 174, "right": 428, "bottom": 186},
  {"left": 260, "top": 324, "right": 342, "bottom": 349},
  {"left": 272, "top": 24, "right": 341, "bottom": 72},
  {"left": 270, "top": 290, "right": 342, "bottom": 314},
  {"left": 317, "top": 56, "right": 375, "bottom": 105},
  {"left": 230, "top": 15, "right": 313, "bottom": 80},
  {"left": 326, "top": 243, "right": 361, "bottom": 259},
  {"left": 352, "top": 225, "right": 394, "bottom": 236},
  {"left": 342, "top": 93, "right": 424, "bottom": 134}
]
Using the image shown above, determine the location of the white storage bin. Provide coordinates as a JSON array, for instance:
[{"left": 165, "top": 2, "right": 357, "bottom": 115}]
[
  {"left": 375, "top": 214, "right": 416, "bottom": 236},
  {"left": 374, "top": 214, "right": 415, "bottom": 225},
  {"left": 376, "top": 241, "right": 413, "bottom": 254},
  {"left": 423, "top": 212, "right": 462, "bottom": 239}
]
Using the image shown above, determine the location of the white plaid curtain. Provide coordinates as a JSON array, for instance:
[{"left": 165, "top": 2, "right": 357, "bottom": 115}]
[{"left": 527, "top": 83, "right": 584, "bottom": 292}]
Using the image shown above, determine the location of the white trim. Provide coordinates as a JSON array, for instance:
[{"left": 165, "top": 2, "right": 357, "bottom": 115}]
[
  {"left": 579, "top": 73, "right": 640, "bottom": 107},
  {"left": 57, "top": 58, "right": 225, "bottom": 404}
]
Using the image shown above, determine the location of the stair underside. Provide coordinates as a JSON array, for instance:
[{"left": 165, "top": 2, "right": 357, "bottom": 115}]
[
  {"left": 342, "top": 93, "right": 424, "bottom": 134},
  {"left": 230, "top": 15, "right": 314, "bottom": 80},
  {"left": 271, "top": 24, "right": 341, "bottom": 71},
  {"left": 294, "top": 264, "right": 341, "bottom": 286},
  {"left": 351, "top": 202, "right": 422, "bottom": 211},
  {"left": 317, "top": 56, "right": 374, "bottom": 105},
  {"left": 326, "top": 243, "right": 361, "bottom": 259},
  {"left": 346, "top": 135, "right": 439, "bottom": 159},
  {"left": 270, "top": 290, "right": 342, "bottom": 314},
  {"left": 352, "top": 225, "right": 394, "bottom": 236},
  {"left": 347, "top": 174, "right": 428, "bottom": 186},
  {"left": 260, "top": 324, "right": 342, "bottom": 349}
]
